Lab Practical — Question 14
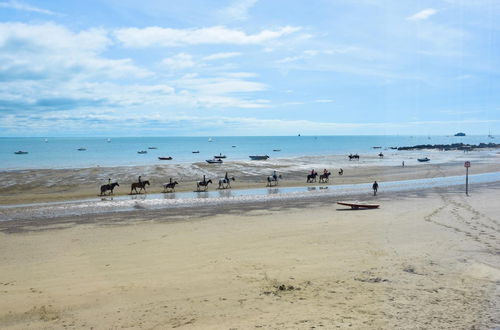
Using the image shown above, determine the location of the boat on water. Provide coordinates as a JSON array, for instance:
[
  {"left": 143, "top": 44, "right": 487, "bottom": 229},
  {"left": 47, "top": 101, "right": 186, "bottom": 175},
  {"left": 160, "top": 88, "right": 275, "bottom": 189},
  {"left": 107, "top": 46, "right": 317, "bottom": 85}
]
[
  {"left": 454, "top": 132, "right": 466, "bottom": 136},
  {"left": 148, "top": 147, "right": 158, "bottom": 149},
  {"left": 337, "top": 201, "right": 380, "bottom": 209},
  {"left": 273, "top": 149, "right": 281, "bottom": 152},
  {"left": 214, "top": 154, "right": 226, "bottom": 159},
  {"left": 137, "top": 150, "right": 147, "bottom": 154},
  {"left": 232, "top": 145, "right": 237, "bottom": 148},
  {"left": 208, "top": 138, "right": 213, "bottom": 142},
  {"left": 192, "top": 151, "right": 200, "bottom": 153},
  {"left": 249, "top": 155, "right": 269, "bottom": 160},
  {"left": 372, "top": 146, "right": 382, "bottom": 149},
  {"left": 77, "top": 148, "right": 86, "bottom": 151},
  {"left": 206, "top": 158, "right": 223, "bottom": 164},
  {"left": 14, "top": 151, "right": 28, "bottom": 154},
  {"left": 418, "top": 157, "right": 430, "bottom": 162},
  {"left": 158, "top": 156, "right": 172, "bottom": 160},
  {"left": 107, "top": 138, "right": 111, "bottom": 143}
]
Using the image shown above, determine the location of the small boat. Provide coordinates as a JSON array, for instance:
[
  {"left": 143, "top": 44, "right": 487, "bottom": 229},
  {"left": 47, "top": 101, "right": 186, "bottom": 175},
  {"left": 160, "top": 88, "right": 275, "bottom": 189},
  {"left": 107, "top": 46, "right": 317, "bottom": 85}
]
[
  {"left": 454, "top": 132, "right": 466, "bottom": 136},
  {"left": 337, "top": 201, "right": 380, "bottom": 209},
  {"left": 390, "top": 147, "right": 398, "bottom": 150},
  {"left": 107, "top": 138, "right": 111, "bottom": 143},
  {"left": 192, "top": 151, "right": 200, "bottom": 153},
  {"left": 137, "top": 150, "right": 147, "bottom": 154},
  {"left": 158, "top": 156, "right": 172, "bottom": 160},
  {"left": 44, "top": 138, "right": 48, "bottom": 143},
  {"left": 148, "top": 147, "right": 158, "bottom": 149},
  {"left": 418, "top": 157, "right": 430, "bottom": 162},
  {"left": 273, "top": 149, "right": 281, "bottom": 152},
  {"left": 232, "top": 145, "right": 237, "bottom": 148},
  {"left": 208, "top": 138, "right": 213, "bottom": 142},
  {"left": 372, "top": 146, "right": 382, "bottom": 149},
  {"left": 214, "top": 154, "right": 226, "bottom": 159},
  {"left": 249, "top": 155, "right": 269, "bottom": 160},
  {"left": 77, "top": 148, "right": 86, "bottom": 151},
  {"left": 206, "top": 158, "right": 223, "bottom": 164},
  {"left": 14, "top": 151, "right": 28, "bottom": 154}
]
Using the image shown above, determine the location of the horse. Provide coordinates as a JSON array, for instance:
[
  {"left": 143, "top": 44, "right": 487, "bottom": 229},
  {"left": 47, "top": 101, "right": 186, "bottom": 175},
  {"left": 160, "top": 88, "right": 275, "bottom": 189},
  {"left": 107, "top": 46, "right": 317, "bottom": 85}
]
[
  {"left": 196, "top": 179, "right": 212, "bottom": 191},
  {"left": 130, "top": 180, "right": 150, "bottom": 194},
  {"left": 319, "top": 172, "right": 331, "bottom": 183},
  {"left": 348, "top": 154, "right": 360, "bottom": 160},
  {"left": 267, "top": 174, "right": 282, "bottom": 187},
  {"left": 218, "top": 176, "right": 235, "bottom": 189},
  {"left": 338, "top": 168, "right": 343, "bottom": 176},
  {"left": 306, "top": 172, "right": 318, "bottom": 183},
  {"left": 163, "top": 181, "right": 179, "bottom": 192},
  {"left": 100, "top": 182, "right": 119, "bottom": 196}
]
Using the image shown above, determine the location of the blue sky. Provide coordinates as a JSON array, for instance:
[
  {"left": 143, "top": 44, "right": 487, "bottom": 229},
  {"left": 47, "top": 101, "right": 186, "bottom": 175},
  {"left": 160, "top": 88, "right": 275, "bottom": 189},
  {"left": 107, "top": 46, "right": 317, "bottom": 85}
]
[{"left": 0, "top": 0, "right": 499, "bottom": 136}]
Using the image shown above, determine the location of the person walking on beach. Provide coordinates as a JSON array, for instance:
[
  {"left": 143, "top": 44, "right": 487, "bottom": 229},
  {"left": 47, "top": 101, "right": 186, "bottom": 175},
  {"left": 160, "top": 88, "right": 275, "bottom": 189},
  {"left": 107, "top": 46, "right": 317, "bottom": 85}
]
[
  {"left": 402, "top": 161, "right": 405, "bottom": 167},
  {"left": 372, "top": 181, "right": 379, "bottom": 196}
]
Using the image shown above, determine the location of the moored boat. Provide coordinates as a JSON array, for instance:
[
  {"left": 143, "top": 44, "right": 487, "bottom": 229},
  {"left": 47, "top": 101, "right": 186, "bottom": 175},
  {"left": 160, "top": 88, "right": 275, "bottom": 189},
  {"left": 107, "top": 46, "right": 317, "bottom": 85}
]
[
  {"left": 249, "top": 155, "right": 269, "bottom": 160},
  {"left": 14, "top": 151, "right": 28, "bottom": 154},
  {"left": 192, "top": 150, "right": 200, "bottom": 153},
  {"left": 77, "top": 147, "right": 86, "bottom": 151},
  {"left": 158, "top": 156, "right": 172, "bottom": 160},
  {"left": 137, "top": 150, "right": 147, "bottom": 154},
  {"left": 214, "top": 154, "right": 226, "bottom": 159},
  {"left": 417, "top": 157, "right": 430, "bottom": 162},
  {"left": 206, "top": 158, "right": 223, "bottom": 164}
]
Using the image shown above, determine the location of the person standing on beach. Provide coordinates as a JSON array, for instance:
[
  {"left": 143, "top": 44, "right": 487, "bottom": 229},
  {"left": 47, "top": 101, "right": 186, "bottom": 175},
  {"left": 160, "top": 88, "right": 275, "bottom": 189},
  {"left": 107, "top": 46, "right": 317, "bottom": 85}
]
[
  {"left": 402, "top": 161, "right": 405, "bottom": 167},
  {"left": 372, "top": 181, "right": 379, "bottom": 196}
]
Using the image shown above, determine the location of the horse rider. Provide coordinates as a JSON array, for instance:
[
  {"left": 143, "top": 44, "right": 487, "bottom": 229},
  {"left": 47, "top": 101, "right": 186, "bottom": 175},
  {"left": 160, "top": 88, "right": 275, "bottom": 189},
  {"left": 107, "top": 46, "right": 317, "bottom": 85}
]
[
  {"left": 339, "top": 168, "right": 343, "bottom": 175},
  {"left": 323, "top": 169, "right": 328, "bottom": 175},
  {"left": 225, "top": 172, "right": 229, "bottom": 181},
  {"left": 138, "top": 176, "right": 142, "bottom": 185},
  {"left": 108, "top": 178, "right": 111, "bottom": 185},
  {"left": 273, "top": 170, "right": 277, "bottom": 181}
]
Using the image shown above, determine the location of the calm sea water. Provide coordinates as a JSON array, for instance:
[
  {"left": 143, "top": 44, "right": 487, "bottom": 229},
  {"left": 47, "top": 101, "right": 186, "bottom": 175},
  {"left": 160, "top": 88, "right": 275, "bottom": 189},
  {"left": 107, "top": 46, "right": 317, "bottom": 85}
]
[{"left": 0, "top": 135, "right": 493, "bottom": 170}]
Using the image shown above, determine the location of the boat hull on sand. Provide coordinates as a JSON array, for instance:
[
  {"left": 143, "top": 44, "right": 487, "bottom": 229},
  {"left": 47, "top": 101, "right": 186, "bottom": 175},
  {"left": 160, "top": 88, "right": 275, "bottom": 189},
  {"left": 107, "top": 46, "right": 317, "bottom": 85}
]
[{"left": 337, "top": 201, "right": 380, "bottom": 209}]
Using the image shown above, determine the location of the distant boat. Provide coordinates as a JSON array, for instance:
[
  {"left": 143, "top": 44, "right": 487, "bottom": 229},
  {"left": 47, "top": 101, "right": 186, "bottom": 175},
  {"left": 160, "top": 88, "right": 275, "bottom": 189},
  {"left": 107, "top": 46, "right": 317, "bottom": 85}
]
[
  {"left": 372, "top": 146, "right": 382, "bottom": 149},
  {"left": 454, "top": 132, "right": 466, "bottom": 136},
  {"left": 107, "top": 138, "right": 111, "bottom": 143},
  {"left": 390, "top": 147, "right": 398, "bottom": 150},
  {"left": 488, "top": 130, "right": 495, "bottom": 139},
  {"left": 208, "top": 138, "right": 213, "bottom": 142},
  {"left": 273, "top": 149, "right": 281, "bottom": 152},
  {"left": 148, "top": 147, "right": 158, "bottom": 149},
  {"left": 44, "top": 138, "right": 48, "bottom": 143},
  {"left": 249, "top": 155, "right": 269, "bottom": 160},
  {"left": 14, "top": 151, "right": 28, "bottom": 154},
  {"left": 418, "top": 157, "right": 430, "bottom": 162},
  {"left": 158, "top": 156, "right": 172, "bottom": 160},
  {"left": 214, "top": 153, "right": 226, "bottom": 159},
  {"left": 77, "top": 147, "right": 86, "bottom": 151},
  {"left": 137, "top": 150, "right": 147, "bottom": 154},
  {"left": 232, "top": 145, "right": 237, "bottom": 148},
  {"left": 206, "top": 158, "right": 222, "bottom": 164},
  {"left": 192, "top": 150, "right": 200, "bottom": 153}
]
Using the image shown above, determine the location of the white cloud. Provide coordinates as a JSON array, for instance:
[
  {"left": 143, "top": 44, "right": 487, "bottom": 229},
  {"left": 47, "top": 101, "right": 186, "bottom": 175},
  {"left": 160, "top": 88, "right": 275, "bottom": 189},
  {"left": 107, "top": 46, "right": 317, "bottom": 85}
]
[
  {"left": 114, "top": 25, "right": 301, "bottom": 47},
  {"left": 203, "top": 52, "right": 242, "bottom": 61},
  {"left": 0, "top": 0, "right": 59, "bottom": 15},
  {"left": 315, "top": 99, "right": 334, "bottom": 103},
  {"left": 161, "top": 53, "right": 195, "bottom": 70},
  {"left": 218, "top": 0, "right": 258, "bottom": 21},
  {"left": 407, "top": 8, "right": 438, "bottom": 21}
]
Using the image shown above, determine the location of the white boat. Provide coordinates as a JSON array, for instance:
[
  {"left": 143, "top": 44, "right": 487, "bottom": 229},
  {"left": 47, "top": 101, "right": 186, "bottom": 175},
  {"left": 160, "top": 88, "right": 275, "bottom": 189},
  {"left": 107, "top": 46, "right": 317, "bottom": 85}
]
[{"left": 208, "top": 138, "right": 213, "bottom": 142}]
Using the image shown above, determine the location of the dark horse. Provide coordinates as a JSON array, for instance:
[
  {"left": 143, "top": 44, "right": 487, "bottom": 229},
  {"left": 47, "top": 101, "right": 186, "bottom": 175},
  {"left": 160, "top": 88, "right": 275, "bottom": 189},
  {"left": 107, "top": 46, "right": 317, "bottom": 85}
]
[
  {"left": 100, "top": 182, "right": 119, "bottom": 196},
  {"left": 306, "top": 172, "right": 318, "bottom": 183},
  {"left": 319, "top": 172, "right": 331, "bottom": 183},
  {"left": 348, "top": 154, "right": 360, "bottom": 160},
  {"left": 130, "top": 180, "right": 150, "bottom": 194},
  {"left": 163, "top": 181, "right": 179, "bottom": 192},
  {"left": 196, "top": 179, "right": 212, "bottom": 191}
]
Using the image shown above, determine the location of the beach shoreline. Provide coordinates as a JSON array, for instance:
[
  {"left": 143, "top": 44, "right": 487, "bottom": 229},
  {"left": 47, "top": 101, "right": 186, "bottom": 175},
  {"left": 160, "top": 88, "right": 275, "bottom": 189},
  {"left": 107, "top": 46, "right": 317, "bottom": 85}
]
[{"left": 0, "top": 182, "right": 498, "bottom": 329}]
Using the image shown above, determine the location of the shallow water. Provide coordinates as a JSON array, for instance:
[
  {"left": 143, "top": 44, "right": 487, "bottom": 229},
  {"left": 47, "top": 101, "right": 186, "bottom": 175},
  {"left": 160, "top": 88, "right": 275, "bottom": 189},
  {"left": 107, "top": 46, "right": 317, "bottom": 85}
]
[
  {"left": 1, "top": 135, "right": 493, "bottom": 170},
  {"left": 1, "top": 172, "right": 499, "bottom": 222}
]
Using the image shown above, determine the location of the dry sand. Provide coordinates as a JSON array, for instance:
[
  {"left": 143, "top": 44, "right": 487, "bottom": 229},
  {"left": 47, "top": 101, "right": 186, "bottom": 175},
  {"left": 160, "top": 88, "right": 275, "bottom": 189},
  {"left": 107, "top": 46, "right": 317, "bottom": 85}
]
[{"left": 0, "top": 183, "right": 499, "bottom": 329}]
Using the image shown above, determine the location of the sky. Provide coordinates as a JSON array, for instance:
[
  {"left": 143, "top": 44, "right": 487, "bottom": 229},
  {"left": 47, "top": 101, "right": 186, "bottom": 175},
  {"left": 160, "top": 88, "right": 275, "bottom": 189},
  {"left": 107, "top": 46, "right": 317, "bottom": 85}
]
[{"left": 0, "top": 0, "right": 499, "bottom": 136}]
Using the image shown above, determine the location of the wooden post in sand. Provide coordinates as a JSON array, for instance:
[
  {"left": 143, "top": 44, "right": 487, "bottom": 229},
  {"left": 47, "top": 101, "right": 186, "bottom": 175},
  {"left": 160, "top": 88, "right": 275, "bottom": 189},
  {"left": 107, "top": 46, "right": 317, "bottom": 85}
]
[{"left": 464, "top": 161, "right": 471, "bottom": 196}]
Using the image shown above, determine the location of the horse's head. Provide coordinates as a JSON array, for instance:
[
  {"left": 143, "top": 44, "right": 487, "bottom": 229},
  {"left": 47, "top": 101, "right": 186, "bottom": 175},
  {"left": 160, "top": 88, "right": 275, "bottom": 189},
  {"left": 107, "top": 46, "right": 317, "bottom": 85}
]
[
  {"left": 145, "top": 180, "right": 150, "bottom": 185},
  {"left": 207, "top": 179, "right": 212, "bottom": 184},
  {"left": 279, "top": 175, "right": 283, "bottom": 179},
  {"left": 115, "top": 182, "right": 120, "bottom": 186},
  {"left": 231, "top": 177, "right": 235, "bottom": 181},
  {"left": 173, "top": 181, "right": 178, "bottom": 185}
]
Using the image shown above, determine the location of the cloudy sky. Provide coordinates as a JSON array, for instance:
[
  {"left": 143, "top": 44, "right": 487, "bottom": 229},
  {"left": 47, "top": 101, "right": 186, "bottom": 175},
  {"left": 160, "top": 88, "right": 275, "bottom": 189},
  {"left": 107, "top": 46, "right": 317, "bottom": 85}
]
[{"left": 0, "top": 0, "right": 499, "bottom": 136}]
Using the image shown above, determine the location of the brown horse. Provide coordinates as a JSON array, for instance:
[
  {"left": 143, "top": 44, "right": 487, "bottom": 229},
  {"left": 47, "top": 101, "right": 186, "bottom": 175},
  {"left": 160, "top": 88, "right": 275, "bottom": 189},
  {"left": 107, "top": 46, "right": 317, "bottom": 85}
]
[
  {"left": 319, "top": 172, "right": 331, "bottom": 183},
  {"left": 130, "top": 180, "right": 150, "bottom": 194}
]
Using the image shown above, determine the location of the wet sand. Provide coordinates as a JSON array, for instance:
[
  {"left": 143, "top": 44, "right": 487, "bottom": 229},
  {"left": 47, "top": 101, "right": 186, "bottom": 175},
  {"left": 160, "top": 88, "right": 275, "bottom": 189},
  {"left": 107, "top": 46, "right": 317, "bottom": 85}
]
[
  {"left": 1, "top": 150, "right": 499, "bottom": 205},
  {"left": 0, "top": 183, "right": 499, "bottom": 329}
]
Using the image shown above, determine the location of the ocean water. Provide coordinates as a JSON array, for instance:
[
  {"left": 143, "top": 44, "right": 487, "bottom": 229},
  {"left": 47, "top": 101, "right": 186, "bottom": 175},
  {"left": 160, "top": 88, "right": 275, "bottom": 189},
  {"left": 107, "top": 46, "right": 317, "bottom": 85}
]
[{"left": 0, "top": 135, "right": 495, "bottom": 170}]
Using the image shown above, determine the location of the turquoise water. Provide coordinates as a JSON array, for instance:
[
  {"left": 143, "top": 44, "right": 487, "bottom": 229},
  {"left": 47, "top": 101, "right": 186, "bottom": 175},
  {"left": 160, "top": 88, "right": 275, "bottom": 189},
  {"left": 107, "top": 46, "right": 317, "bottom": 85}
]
[{"left": 0, "top": 135, "right": 493, "bottom": 170}]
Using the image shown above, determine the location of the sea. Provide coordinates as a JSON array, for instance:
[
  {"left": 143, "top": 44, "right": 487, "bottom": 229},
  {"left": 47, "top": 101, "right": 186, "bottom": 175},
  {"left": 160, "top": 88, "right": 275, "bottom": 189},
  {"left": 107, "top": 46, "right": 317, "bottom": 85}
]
[{"left": 0, "top": 135, "right": 495, "bottom": 170}]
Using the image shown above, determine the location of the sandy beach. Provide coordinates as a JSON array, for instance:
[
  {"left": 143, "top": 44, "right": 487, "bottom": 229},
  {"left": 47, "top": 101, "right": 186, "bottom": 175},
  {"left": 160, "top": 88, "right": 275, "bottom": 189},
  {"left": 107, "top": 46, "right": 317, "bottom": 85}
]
[{"left": 1, "top": 180, "right": 499, "bottom": 329}]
